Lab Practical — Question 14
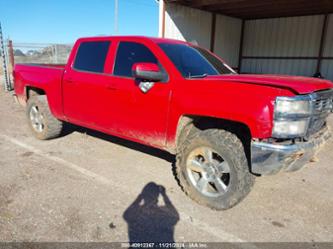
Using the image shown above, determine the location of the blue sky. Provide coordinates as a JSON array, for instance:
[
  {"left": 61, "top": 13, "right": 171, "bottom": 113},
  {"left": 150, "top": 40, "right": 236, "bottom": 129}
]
[{"left": 0, "top": 0, "right": 159, "bottom": 44}]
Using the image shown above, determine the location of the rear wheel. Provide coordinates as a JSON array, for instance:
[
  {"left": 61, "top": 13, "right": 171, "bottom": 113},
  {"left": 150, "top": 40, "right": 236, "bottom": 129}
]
[
  {"left": 26, "top": 95, "right": 63, "bottom": 140},
  {"left": 176, "top": 129, "right": 255, "bottom": 210}
]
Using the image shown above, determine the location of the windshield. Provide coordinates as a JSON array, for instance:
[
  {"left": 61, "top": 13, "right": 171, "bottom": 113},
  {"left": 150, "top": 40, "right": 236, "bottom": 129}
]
[{"left": 158, "top": 43, "right": 235, "bottom": 78}]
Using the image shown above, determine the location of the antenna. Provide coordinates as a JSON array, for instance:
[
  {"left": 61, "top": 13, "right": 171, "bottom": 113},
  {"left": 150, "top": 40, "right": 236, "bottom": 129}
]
[{"left": 114, "top": 0, "right": 118, "bottom": 34}]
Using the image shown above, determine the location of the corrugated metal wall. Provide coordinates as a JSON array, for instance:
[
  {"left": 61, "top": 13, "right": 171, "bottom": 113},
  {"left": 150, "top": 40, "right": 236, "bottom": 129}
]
[
  {"left": 162, "top": 3, "right": 333, "bottom": 81},
  {"left": 241, "top": 14, "right": 333, "bottom": 80},
  {"left": 242, "top": 59, "right": 318, "bottom": 75},
  {"left": 214, "top": 15, "right": 242, "bottom": 67},
  {"left": 243, "top": 15, "right": 323, "bottom": 57},
  {"left": 323, "top": 14, "right": 333, "bottom": 57},
  {"left": 164, "top": 3, "right": 241, "bottom": 68},
  {"left": 164, "top": 4, "right": 212, "bottom": 49},
  {"left": 321, "top": 14, "right": 333, "bottom": 80}
]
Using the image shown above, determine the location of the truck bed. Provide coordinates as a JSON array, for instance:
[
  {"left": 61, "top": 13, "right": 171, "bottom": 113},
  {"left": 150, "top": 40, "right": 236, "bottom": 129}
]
[{"left": 14, "top": 63, "right": 66, "bottom": 119}]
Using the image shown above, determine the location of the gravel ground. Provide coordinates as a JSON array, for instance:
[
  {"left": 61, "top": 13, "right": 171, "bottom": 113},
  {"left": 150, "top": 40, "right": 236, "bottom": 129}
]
[{"left": 0, "top": 89, "right": 332, "bottom": 245}]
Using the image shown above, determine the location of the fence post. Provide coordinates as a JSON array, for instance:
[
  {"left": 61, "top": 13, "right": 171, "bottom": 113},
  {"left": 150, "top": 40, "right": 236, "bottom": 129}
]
[
  {"left": 54, "top": 45, "right": 58, "bottom": 64},
  {"left": 8, "top": 40, "right": 14, "bottom": 71}
]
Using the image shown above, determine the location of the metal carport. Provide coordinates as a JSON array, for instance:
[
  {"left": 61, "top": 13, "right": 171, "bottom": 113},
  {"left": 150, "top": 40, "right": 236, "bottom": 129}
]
[{"left": 158, "top": 0, "right": 333, "bottom": 80}]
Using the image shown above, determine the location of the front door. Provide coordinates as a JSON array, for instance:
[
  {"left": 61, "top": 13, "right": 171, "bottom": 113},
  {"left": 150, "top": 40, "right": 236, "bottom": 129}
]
[{"left": 107, "top": 41, "right": 172, "bottom": 148}]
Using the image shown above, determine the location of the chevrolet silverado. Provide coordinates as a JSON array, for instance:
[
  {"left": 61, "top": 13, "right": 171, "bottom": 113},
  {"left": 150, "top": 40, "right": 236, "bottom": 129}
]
[{"left": 13, "top": 36, "right": 333, "bottom": 209}]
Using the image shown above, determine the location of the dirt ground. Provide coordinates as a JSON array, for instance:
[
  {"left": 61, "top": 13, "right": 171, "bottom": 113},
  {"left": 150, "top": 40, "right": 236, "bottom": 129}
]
[{"left": 0, "top": 89, "right": 332, "bottom": 245}]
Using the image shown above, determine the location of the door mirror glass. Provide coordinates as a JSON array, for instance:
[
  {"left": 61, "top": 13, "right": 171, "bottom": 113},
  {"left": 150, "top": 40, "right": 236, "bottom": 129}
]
[{"left": 132, "top": 63, "right": 165, "bottom": 82}]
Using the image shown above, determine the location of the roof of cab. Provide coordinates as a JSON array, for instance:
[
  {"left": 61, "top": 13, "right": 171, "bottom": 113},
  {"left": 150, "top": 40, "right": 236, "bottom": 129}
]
[{"left": 76, "top": 36, "right": 190, "bottom": 45}]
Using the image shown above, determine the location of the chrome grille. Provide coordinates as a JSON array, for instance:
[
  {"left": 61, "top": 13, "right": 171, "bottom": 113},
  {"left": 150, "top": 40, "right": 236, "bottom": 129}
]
[
  {"left": 307, "top": 89, "right": 333, "bottom": 137},
  {"left": 314, "top": 96, "right": 333, "bottom": 113}
]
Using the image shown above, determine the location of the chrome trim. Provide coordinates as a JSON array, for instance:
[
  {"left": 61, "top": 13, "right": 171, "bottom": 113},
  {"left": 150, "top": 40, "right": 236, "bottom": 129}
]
[
  {"left": 307, "top": 89, "right": 333, "bottom": 138},
  {"left": 251, "top": 127, "right": 331, "bottom": 175}
]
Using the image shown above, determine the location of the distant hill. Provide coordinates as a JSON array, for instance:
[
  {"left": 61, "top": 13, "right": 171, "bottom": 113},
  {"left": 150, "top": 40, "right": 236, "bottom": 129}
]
[
  {"left": 26, "top": 50, "right": 41, "bottom": 56},
  {"left": 14, "top": 49, "right": 25, "bottom": 56},
  {"left": 13, "top": 44, "right": 72, "bottom": 64}
]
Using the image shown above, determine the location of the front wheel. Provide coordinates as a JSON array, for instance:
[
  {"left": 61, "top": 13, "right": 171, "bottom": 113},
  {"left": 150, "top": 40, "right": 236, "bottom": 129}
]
[
  {"left": 176, "top": 129, "right": 255, "bottom": 210},
  {"left": 26, "top": 95, "right": 63, "bottom": 140}
]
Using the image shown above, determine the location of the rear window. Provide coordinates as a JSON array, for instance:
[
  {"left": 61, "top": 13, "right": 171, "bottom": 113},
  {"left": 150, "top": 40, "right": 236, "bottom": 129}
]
[{"left": 73, "top": 41, "right": 110, "bottom": 73}]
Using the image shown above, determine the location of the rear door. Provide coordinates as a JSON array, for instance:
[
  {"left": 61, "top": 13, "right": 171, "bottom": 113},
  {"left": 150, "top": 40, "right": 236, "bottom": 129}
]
[{"left": 62, "top": 40, "right": 113, "bottom": 128}]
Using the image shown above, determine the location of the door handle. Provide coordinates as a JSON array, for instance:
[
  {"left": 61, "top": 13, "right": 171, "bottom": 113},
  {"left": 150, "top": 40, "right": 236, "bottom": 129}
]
[
  {"left": 106, "top": 83, "right": 118, "bottom": 90},
  {"left": 66, "top": 78, "right": 75, "bottom": 83}
]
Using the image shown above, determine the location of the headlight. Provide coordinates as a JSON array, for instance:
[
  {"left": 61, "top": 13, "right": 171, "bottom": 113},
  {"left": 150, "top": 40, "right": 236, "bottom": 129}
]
[
  {"left": 272, "top": 119, "right": 309, "bottom": 137},
  {"left": 275, "top": 97, "right": 311, "bottom": 116},
  {"left": 273, "top": 96, "right": 312, "bottom": 138}
]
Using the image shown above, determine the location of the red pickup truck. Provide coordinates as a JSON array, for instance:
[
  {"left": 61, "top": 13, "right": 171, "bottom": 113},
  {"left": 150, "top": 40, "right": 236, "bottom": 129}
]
[{"left": 14, "top": 36, "right": 333, "bottom": 210}]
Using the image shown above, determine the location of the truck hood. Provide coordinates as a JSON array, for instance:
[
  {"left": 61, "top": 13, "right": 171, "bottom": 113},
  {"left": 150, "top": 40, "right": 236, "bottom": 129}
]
[{"left": 206, "top": 74, "right": 333, "bottom": 94}]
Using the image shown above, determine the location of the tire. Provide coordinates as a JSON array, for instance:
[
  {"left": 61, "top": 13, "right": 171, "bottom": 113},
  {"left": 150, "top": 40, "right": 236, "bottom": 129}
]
[
  {"left": 176, "top": 129, "right": 255, "bottom": 210},
  {"left": 26, "top": 95, "right": 63, "bottom": 140}
]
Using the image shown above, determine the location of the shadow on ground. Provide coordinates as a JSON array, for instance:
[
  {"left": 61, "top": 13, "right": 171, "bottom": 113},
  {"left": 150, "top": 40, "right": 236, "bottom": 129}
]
[{"left": 122, "top": 182, "right": 179, "bottom": 246}]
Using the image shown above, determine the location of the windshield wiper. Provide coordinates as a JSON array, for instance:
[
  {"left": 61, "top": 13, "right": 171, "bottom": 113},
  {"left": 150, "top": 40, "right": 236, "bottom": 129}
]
[{"left": 189, "top": 73, "right": 208, "bottom": 78}]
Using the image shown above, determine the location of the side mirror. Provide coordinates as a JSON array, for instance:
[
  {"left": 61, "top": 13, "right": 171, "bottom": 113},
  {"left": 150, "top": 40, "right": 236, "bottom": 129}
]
[{"left": 132, "top": 63, "right": 165, "bottom": 82}]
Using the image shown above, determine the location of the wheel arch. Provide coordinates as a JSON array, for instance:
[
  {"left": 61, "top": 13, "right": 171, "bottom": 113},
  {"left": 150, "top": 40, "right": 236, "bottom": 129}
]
[
  {"left": 24, "top": 85, "right": 64, "bottom": 121},
  {"left": 26, "top": 86, "right": 46, "bottom": 99},
  {"left": 175, "top": 115, "right": 252, "bottom": 166}
]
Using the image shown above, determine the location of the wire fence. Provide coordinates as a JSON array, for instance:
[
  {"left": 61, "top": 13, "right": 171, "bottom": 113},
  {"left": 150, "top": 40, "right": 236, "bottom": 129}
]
[
  {"left": 0, "top": 41, "right": 73, "bottom": 91},
  {"left": 12, "top": 42, "right": 72, "bottom": 64}
]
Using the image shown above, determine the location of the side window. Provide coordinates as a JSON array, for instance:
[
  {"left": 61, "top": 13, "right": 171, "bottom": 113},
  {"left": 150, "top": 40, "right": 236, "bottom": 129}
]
[
  {"left": 73, "top": 41, "right": 110, "bottom": 73},
  {"left": 114, "top": 42, "right": 158, "bottom": 77}
]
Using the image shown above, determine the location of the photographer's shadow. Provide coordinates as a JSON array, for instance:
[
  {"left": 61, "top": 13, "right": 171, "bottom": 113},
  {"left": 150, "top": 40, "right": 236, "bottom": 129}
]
[{"left": 123, "top": 182, "right": 179, "bottom": 245}]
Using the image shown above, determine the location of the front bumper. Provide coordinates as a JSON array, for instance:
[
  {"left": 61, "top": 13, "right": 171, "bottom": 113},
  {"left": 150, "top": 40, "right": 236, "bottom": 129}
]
[{"left": 251, "top": 127, "right": 331, "bottom": 175}]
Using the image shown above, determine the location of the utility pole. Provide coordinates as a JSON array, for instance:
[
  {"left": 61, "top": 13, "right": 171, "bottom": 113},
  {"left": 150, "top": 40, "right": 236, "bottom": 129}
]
[{"left": 114, "top": 0, "right": 118, "bottom": 35}]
